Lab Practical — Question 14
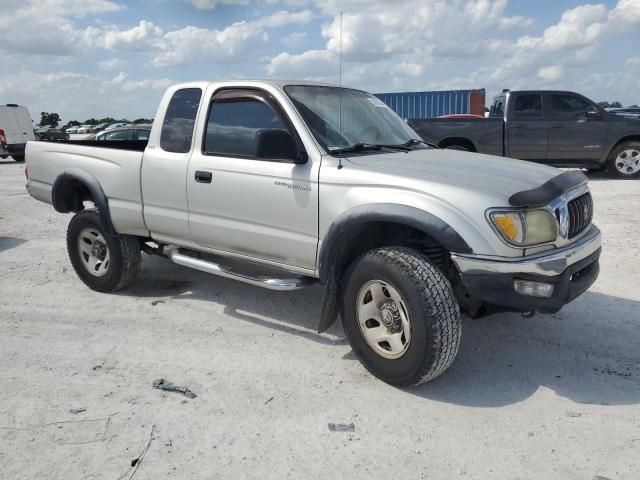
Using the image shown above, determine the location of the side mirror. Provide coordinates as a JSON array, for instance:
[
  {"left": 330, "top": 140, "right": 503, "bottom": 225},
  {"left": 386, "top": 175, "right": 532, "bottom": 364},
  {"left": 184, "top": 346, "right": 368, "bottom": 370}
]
[
  {"left": 576, "top": 110, "right": 601, "bottom": 120},
  {"left": 256, "top": 129, "right": 306, "bottom": 163}
]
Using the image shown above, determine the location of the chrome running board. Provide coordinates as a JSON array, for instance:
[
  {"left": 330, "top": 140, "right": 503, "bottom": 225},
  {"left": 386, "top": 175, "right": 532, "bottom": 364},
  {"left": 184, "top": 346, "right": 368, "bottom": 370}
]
[{"left": 164, "top": 247, "right": 315, "bottom": 291}]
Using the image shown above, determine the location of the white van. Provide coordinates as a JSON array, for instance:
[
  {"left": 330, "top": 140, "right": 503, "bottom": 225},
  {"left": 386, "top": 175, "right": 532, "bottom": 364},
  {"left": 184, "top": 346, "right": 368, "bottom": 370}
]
[{"left": 0, "top": 104, "right": 35, "bottom": 161}]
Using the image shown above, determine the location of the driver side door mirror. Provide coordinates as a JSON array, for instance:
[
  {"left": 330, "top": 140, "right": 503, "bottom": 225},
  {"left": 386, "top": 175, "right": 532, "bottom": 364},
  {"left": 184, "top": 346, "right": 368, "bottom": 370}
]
[{"left": 256, "top": 129, "right": 307, "bottom": 164}]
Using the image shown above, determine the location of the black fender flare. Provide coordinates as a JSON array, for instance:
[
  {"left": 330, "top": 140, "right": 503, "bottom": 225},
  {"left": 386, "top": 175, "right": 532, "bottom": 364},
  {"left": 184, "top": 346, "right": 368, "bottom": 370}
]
[
  {"left": 316, "top": 203, "right": 472, "bottom": 332},
  {"left": 51, "top": 168, "right": 116, "bottom": 236}
]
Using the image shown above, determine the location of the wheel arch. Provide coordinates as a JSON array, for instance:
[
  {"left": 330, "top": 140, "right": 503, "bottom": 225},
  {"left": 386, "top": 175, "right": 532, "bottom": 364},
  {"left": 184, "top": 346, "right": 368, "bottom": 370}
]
[
  {"left": 437, "top": 137, "right": 477, "bottom": 152},
  {"left": 605, "top": 135, "right": 640, "bottom": 161},
  {"left": 316, "top": 204, "right": 472, "bottom": 332},
  {"left": 51, "top": 168, "right": 116, "bottom": 236}
]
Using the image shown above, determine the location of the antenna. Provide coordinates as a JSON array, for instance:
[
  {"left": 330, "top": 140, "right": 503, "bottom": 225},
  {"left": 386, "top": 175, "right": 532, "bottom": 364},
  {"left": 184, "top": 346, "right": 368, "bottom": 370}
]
[{"left": 338, "top": 10, "right": 344, "bottom": 170}]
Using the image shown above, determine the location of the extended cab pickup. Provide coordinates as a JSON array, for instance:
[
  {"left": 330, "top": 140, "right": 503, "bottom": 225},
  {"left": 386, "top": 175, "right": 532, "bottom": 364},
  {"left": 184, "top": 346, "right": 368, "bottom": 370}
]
[
  {"left": 25, "top": 81, "right": 602, "bottom": 386},
  {"left": 410, "top": 90, "right": 640, "bottom": 178}
]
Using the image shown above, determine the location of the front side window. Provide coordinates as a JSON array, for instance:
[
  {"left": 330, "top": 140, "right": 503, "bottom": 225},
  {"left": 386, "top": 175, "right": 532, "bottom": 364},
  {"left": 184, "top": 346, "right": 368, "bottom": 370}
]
[
  {"left": 550, "top": 94, "right": 595, "bottom": 116},
  {"left": 284, "top": 85, "right": 422, "bottom": 154},
  {"left": 513, "top": 94, "right": 543, "bottom": 118},
  {"left": 204, "top": 97, "right": 287, "bottom": 157},
  {"left": 161, "top": 88, "right": 202, "bottom": 153}
]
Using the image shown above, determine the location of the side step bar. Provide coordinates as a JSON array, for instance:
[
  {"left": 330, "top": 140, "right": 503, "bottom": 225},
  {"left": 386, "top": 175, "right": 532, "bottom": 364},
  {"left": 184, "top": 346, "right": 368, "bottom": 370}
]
[{"left": 164, "top": 247, "right": 316, "bottom": 291}]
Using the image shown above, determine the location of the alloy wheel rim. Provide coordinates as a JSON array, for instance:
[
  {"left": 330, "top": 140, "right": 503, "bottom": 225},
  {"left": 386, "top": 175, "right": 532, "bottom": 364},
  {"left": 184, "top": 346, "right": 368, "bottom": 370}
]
[
  {"left": 77, "top": 228, "right": 111, "bottom": 277},
  {"left": 615, "top": 149, "right": 640, "bottom": 175},
  {"left": 356, "top": 280, "right": 412, "bottom": 360}
]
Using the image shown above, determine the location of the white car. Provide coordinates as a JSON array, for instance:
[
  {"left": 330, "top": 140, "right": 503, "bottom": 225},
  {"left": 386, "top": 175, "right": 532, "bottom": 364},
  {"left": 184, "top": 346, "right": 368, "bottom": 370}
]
[
  {"left": 66, "top": 126, "right": 79, "bottom": 134},
  {"left": 104, "top": 123, "right": 127, "bottom": 131},
  {"left": 76, "top": 125, "right": 95, "bottom": 134},
  {"left": 0, "top": 104, "right": 35, "bottom": 161}
]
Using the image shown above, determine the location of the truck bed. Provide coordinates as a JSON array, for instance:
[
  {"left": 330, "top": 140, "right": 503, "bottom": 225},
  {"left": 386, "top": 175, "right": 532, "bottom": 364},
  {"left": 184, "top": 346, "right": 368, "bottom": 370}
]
[
  {"left": 25, "top": 140, "right": 148, "bottom": 236},
  {"left": 409, "top": 117, "right": 504, "bottom": 157},
  {"left": 55, "top": 139, "right": 148, "bottom": 151}
]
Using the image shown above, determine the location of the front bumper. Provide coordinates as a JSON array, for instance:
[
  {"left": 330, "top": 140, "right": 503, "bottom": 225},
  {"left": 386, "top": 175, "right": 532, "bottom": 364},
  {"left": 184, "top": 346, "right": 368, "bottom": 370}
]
[{"left": 451, "top": 226, "right": 601, "bottom": 314}]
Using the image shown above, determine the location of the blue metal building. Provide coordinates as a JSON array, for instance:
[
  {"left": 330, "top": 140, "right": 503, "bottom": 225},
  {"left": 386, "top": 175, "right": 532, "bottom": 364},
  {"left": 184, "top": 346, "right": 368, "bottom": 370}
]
[{"left": 374, "top": 89, "right": 486, "bottom": 118}]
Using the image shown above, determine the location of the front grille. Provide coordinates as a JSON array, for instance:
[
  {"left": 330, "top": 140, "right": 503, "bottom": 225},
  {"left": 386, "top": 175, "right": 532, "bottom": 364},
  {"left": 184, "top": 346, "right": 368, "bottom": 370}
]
[{"left": 567, "top": 192, "right": 593, "bottom": 239}]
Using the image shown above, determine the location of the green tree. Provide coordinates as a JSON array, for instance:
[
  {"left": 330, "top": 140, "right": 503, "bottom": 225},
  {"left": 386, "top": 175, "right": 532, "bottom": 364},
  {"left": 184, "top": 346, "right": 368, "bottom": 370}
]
[
  {"left": 597, "top": 101, "right": 623, "bottom": 109},
  {"left": 39, "top": 112, "right": 61, "bottom": 128}
]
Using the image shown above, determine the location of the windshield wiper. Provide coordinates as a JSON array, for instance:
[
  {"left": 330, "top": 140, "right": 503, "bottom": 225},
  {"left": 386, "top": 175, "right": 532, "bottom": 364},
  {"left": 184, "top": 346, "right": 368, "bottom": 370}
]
[
  {"left": 331, "top": 142, "right": 411, "bottom": 155},
  {"left": 403, "top": 138, "right": 436, "bottom": 148}
]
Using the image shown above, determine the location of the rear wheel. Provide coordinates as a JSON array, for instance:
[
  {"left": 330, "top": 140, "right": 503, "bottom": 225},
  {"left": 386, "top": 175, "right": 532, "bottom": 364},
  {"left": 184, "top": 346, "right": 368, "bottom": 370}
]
[
  {"left": 341, "top": 247, "right": 462, "bottom": 387},
  {"left": 67, "top": 209, "right": 141, "bottom": 292},
  {"left": 444, "top": 144, "right": 469, "bottom": 151},
  {"left": 608, "top": 141, "right": 640, "bottom": 178}
]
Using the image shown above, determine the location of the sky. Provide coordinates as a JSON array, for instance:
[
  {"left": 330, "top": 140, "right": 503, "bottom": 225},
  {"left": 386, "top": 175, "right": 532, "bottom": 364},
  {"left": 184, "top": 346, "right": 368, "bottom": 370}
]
[{"left": 0, "top": 0, "right": 639, "bottom": 123}]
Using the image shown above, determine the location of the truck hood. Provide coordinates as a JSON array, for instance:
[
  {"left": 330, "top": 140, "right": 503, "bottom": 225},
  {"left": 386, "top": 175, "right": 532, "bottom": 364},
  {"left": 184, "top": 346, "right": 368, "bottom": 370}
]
[{"left": 346, "top": 148, "right": 561, "bottom": 199}]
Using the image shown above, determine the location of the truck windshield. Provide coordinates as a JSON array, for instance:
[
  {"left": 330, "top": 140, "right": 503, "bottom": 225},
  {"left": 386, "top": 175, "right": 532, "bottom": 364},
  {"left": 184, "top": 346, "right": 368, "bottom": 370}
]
[{"left": 284, "top": 85, "right": 427, "bottom": 155}]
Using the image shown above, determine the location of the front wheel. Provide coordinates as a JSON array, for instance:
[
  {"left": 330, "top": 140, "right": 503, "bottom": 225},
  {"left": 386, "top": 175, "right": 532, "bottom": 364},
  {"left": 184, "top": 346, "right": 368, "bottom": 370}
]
[
  {"left": 67, "top": 209, "right": 141, "bottom": 292},
  {"left": 608, "top": 141, "right": 640, "bottom": 178},
  {"left": 341, "top": 247, "right": 462, "bottom": 387}
]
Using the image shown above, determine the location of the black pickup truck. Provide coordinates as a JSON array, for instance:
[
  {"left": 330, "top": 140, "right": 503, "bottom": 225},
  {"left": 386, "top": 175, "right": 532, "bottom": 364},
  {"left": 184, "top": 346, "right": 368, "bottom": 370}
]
[{"left": 409, "top": 90, "right": 640, "bottom": 178}]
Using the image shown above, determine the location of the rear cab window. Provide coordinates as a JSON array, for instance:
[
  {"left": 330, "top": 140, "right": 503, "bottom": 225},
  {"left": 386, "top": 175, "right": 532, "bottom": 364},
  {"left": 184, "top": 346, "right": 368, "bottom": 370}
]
[
  {"left": 490, "top": 96, "right": 505, "bottom": 118},
  {"left": 513, "top": 94, "right": 543, "bottom": 118},
  {"left": 161, "top": 88, "right": 202, "bottom": 153}
]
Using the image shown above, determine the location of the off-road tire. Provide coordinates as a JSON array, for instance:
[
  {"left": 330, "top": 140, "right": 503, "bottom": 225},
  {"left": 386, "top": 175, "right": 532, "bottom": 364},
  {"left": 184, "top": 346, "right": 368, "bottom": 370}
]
[
  {"left": 67, "top": 209, "right": 141, "bottom": 292},
  {"left": 607, "top": 141, "right": 640, "bottom": 179},
  {"left": 341, "top": 247, "right": 462, "bottom": 387}
]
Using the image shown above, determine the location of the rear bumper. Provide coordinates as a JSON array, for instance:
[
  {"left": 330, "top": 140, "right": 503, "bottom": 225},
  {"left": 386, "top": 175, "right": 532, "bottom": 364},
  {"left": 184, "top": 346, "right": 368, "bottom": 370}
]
[
  {"left": 6, "top": 143, "right": 26, "bottom": 154},
  {"left": 451, "top": 226, "right": 601, "bottom": 313}
]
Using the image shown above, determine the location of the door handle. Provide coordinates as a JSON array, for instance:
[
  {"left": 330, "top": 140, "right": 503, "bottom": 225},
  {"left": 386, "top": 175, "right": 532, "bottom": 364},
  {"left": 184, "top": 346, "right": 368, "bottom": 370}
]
[
  {"left": 195, "top": 171, "right": 212, "bottom": 183},
  {"left": 512, "top": 124, "right": 527, "bottom": 129},
  {"left": 551, "top": 124, "right": 565, "bottom": 129}
]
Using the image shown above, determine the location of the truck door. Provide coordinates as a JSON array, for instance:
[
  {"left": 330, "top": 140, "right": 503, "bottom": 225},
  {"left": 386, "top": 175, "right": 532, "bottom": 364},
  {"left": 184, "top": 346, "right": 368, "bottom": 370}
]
[
  {"left": 506, "top": 93, "right": 549, "bottom": 161},
  {"left": 186, "top": 88, "right": 319, "bottom": 272},
  {"left": 141, "top": 87, "right": 203, "bottom": 245},
  {"left": 545, "top": 92, "right": 607, "bottom": 163}
]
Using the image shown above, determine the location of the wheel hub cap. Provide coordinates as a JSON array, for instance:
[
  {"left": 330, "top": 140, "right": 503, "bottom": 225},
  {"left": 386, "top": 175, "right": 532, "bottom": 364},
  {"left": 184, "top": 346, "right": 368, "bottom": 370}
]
[
  {"left": 77, "top": 228, "right": 111, "bottom": 277},
  {"left": 356, "top": 280, "right": 412, "bottom": 360},
  {"left": 380, "top": 300, "right": 403, "bottom": 333},
  {"left": 615, "top": 149, "right": 640, "bottom": 175}
]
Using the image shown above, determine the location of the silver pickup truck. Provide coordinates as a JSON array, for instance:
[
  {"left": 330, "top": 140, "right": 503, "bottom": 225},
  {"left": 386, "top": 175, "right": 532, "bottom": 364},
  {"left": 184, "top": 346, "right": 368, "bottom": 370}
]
[{"left": 25, "top": 80, "right": 602, "bottom": 386}]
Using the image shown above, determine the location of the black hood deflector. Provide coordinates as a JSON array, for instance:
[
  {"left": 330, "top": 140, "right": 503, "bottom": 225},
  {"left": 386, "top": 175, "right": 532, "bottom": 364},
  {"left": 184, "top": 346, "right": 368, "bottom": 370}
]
[{"left": 509, "top": 170, "right": 588, "bottom": 208}]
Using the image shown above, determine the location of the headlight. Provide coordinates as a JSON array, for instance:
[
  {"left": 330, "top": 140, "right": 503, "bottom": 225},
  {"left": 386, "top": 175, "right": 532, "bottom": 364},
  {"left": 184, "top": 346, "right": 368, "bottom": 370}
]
[{"left": 489, "top": 209, "right": 557, "bottom": 246}]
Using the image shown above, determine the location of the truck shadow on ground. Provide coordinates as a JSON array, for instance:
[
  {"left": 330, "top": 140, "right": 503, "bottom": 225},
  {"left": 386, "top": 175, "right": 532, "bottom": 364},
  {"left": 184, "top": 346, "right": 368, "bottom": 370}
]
[
  {"left": 0, "top": 237, "right": 26, "bottom": 253},
  {"left": 124, "top": 254, "right": 640, "bottom": 407}
]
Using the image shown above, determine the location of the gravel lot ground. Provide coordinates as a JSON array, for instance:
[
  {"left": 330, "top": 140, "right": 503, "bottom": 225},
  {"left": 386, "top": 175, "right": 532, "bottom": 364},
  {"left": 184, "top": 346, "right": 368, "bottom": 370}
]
[{"left": 1, "top": 157, "right": 639, "bottom": 479}]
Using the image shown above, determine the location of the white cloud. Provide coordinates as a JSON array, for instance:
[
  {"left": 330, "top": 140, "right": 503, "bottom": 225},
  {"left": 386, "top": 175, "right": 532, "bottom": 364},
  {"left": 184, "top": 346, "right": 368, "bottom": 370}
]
[
  {"left": 267, "top": 0, "right": 535, "bottom": 85},
  {"left": 282, "top": 31, "right": 307, "bottom": 47},
  {"left": 625, "top": 57, "right": 640, "bottom": 68},
  {"left": 190, "top": 0, "right": 249, "bottom": 9},
  {"left": 96, "top": 9, "right": 314, "bottom": 66},
  {"left": 100, "top": 20, "right": 165, "bottom": 51},
  {"left": 98, "top": 57, "right": 126, "bottom": 70},
  {"left": 0, "top": 0, "right": 120, "bottom": 56},
  {"left": 537, "top": 65, "right": 564, "bottom": 82}
]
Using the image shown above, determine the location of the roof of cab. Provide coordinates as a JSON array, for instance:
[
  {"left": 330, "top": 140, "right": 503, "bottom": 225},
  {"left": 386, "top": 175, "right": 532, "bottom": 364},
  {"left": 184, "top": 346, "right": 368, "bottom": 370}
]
[{"left": 168, "top": 79, "right": 341, "bottom": 91}]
